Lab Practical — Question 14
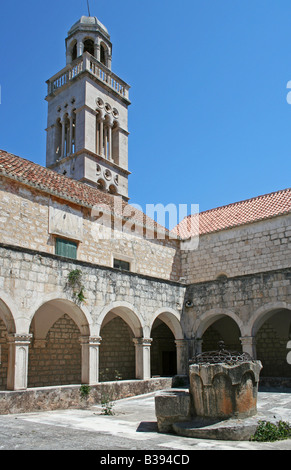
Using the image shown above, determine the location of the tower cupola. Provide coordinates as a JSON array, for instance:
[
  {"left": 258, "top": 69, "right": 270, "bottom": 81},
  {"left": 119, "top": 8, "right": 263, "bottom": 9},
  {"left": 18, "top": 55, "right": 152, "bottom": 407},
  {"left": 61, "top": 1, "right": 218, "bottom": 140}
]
[{"left": 65, "top": 16, "right": 112, "bottom": 69}]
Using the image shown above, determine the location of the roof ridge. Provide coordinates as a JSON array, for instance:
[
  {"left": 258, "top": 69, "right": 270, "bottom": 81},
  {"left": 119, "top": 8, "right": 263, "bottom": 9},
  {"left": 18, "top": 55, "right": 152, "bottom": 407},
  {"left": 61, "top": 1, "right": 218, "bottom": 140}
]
[{"left": 185, "top": 187, "right": 291, "bottom": 219}]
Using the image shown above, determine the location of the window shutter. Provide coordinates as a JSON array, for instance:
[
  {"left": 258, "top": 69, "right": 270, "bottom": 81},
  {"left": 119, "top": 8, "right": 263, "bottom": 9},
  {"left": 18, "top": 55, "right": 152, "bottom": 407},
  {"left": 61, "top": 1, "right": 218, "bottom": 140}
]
[{"left": 55, "top": 238, "right": 77, "bottom": 259}]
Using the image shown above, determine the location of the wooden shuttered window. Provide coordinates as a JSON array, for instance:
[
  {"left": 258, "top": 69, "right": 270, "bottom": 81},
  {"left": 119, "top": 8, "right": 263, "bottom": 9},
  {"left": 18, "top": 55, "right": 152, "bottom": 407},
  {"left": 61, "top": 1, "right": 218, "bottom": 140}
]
[{"left": 55, "top": 238, "right": 77, "bottom": 259}]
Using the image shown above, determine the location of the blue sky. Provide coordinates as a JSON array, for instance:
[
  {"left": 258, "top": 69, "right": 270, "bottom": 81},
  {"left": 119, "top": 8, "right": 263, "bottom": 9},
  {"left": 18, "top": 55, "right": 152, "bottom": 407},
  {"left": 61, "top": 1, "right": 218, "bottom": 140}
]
[{"left": 0, "top": 0, "right": 291, "bottom": 226}]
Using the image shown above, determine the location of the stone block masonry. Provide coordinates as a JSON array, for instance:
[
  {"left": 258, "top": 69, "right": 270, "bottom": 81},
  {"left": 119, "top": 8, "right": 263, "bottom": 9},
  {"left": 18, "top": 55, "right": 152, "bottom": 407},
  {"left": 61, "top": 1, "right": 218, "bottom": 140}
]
[{"left": 0, "top": 242, "right": 186, "bottom": 391}]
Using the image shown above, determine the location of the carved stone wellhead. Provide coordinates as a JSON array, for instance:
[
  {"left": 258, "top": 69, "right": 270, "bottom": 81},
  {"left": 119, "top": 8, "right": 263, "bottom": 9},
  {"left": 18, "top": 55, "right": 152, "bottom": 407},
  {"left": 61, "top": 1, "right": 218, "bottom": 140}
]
[{"left": 189, "top": 341, "right": 262, "bottom": 419}]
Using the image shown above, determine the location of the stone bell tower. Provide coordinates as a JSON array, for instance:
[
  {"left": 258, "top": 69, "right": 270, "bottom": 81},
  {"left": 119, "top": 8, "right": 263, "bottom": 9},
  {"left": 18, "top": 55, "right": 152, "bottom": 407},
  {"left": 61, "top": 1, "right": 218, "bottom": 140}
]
[{"left": 45, "top": 16, "right": 131, "bottom": 199}]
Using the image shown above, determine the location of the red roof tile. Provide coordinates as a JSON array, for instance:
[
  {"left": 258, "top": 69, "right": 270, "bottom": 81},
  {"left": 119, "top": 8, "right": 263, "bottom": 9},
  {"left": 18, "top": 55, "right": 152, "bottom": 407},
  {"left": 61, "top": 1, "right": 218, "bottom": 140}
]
[
  {"left": 0, "top": 150, "right": 169, "bottom": 237},
  {"left": 173, "top": 187, "right": 291, "bottom": 238},
  {"left": 1, "top": 150, "right": 290, "bottom": 240}
]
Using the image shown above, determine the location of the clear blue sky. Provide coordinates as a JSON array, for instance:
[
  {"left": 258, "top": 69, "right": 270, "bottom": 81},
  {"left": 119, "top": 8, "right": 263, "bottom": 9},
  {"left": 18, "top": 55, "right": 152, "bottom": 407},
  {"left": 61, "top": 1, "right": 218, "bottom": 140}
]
[{"left": 0, "top": 0, "right": 291, "bottom": 226}]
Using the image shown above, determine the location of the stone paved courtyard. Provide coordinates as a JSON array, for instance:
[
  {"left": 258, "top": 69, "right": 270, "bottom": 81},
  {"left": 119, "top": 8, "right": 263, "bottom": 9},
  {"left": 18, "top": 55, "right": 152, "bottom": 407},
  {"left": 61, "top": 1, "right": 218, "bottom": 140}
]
[{"left": 1, "top": 390, "right": 291, "bottom": 451}]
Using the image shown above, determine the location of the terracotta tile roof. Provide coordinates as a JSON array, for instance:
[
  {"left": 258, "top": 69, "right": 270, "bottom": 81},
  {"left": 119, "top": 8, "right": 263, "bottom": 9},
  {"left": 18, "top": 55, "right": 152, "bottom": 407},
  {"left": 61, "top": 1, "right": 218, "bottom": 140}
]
[
  {"left": 173, "top": 187, "right": 291, "bottom": 239},
  {"left": 0, "top": 150, "right": 169, "bottom": 237},
  {"left": 1, "top": 150, "right": 290, "bottom": 240}
]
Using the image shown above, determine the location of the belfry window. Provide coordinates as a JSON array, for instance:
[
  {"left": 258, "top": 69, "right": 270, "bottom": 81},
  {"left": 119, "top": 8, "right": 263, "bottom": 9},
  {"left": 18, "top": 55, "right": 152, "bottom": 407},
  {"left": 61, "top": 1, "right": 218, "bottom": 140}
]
[
  {"left": 100, "top": 44, "right": 106, "bottom": 66},
  {"left": 72, "top": 43, "right": 77, "bottom": 61},
  {"left": 83, "top": 39, "right": 94, "bottom": 56}
]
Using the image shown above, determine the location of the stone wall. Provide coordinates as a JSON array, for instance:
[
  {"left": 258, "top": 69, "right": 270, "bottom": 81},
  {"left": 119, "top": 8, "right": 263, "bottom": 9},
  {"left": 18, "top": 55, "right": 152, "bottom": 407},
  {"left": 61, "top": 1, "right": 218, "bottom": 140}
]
[
  {"left": 181, "top": 214, "right": 291, "bottom": 283},
  {"left": 184, "top": 268, "right": 291, "bottom": 377},
  {"left": 0, "top": 177, "right": 181, "bottom": 281},
  {"left": 28, "top": 314, "right": 81, "bottom": 388},
  {"left": 0, "top": 377, "right": 174, "bottom": 415},
  {"left": 99, "top": 317, "right": 136, "bottom": 381}
]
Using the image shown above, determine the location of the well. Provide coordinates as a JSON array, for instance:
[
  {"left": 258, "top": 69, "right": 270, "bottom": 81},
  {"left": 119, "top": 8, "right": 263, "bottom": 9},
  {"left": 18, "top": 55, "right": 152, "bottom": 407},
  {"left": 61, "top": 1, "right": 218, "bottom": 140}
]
[
  {"left": 155, "top": 342, "right": 265, "bottom": 440},
  {"left": 189, "top": 343, "right": 262, "bottom": 419}
]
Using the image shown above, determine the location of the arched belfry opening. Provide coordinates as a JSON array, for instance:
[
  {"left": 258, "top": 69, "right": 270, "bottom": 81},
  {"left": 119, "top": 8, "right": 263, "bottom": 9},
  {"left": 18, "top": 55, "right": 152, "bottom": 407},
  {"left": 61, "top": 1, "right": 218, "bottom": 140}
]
[
  {"left": 83, "top": 38, "right": 94, "bottom": 56},
  {"left": 100, "top": 43, "right": 106, "bottom": 66}
]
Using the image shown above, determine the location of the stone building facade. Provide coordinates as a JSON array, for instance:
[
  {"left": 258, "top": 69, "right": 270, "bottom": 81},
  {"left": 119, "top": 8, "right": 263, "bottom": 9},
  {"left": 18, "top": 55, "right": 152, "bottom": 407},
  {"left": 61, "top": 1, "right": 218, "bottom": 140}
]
[{"left": 0, "top": 15, "right": 290, "bottom": 396}]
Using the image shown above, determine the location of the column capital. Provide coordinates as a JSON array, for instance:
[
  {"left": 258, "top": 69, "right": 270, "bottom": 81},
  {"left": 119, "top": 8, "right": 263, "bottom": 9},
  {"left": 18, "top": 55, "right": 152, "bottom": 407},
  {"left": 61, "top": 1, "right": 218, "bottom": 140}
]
[
  {"left": 240, "top": 335, "right": 257, "bottom": 359},
  {"left": 7, "top": 333, "right": 33, "bottom": 345},
  {"left": 133, "top": 337, "right": 152, "bottom": 347},
  {"left": 80, "top": 335, "right": 102, "bottom": 346}
]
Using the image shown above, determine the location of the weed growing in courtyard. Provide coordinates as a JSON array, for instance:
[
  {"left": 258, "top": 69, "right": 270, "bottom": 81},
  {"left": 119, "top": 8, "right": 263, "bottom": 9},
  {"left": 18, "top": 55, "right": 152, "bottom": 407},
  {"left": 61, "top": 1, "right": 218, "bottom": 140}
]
[
  {"left": 250, "top": 420, "right": 291, "bottom": 442},
  {"left": 101, "top": 391, "right": 115, "bottom": 415},
  {"left": 80, "top": 384, "right": 91, "bottom": 399}
]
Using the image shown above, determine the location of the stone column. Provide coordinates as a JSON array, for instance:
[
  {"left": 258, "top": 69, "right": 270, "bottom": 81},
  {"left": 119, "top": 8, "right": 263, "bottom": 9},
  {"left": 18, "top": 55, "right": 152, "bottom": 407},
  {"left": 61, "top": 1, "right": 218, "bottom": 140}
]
[
  {"left": 80, "top": 336, "right": 102, "bottom": 385},
  {"left": 240, "top": 336, "right": 257, "bottom": 359},
  {"left": 77, "top": 40, "right": 84, "bottom": 57},
  {"left": 94, "top": 42, "right": 100, "bottom": 61},
  {"left": 108, "top": 121, "right": 113, "bottom": 161},
  {"left": 104, "top": 125, "right": 108, "bottom": 159},
  {"left": 99, "top": 117, "right": 104, "bottom": 157},
  {"left": 175, "top": 339, "right": 188, "bottom": 375},
  {"left": 195, "top": 338, "right": 203, "bottom": 355},
  {"left": 133, "top": 338, "right": 152, "bottom": 380},
  {"left": 61, "top": 118, "right": 66, "bottom": 158},
  {"left": 7, "top": 334, "right": 33, "bottom": 391},
  {"left": 68, "top": 113, "right": 74, "bottom": 155}
]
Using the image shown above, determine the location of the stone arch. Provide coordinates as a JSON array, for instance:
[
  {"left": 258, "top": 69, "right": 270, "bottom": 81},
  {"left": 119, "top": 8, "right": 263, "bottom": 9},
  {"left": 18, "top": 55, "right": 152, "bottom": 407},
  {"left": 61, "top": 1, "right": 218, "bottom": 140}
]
[
  {"left": 250, "top": 302, "right": 291, "bottom": 379},
  {"left": 28, "top": 297, "right": 91, "bottom": 387},
  {"left": 250, "top": 302, "right": 291, "bottom": 337},
  {"left": 150, "top": 308, "right": 183, "bottom": 377},
  {"left": 97, "top": 302, "right": 144, "bottom": 381},
  {"left": 30, "top": 294, "right": 93, "bottom": 338},
  {"left": 83, "top": 37, "right": 95, "bottom": 56},
  {"left": 0, "top": 297, "right": 16, "bottom": 391},
  {"left": 196, "top": 308, "right": 243, "bottom": 339},
  {"left": 100, "top": 41, "right": 108, "bottom": 66},
  {"left": 0, "top": 295, "right": 16, "bottom": 334},
  {"left": 149, "top": 308, "right": 183, "bottom": 340},
  {"left": 195, "top": 309, "right": 244, "bottom": 355},
  {"left": 96, "top": 301, "right": 144, "bottom": 337},
  {"left": 68, "top": 39, "right": 77, "bottom": 61}
]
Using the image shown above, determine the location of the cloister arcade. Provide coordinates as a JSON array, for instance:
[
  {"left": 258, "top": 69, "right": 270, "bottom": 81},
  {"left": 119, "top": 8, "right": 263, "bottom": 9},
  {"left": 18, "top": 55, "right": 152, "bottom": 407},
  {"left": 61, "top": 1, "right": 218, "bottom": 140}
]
[
  {"left": 196, "top": 304, "right": 291, "bottom": 379},
  {"left": 0, "top": 295, "right": 186, "bottom": 391},
  {"left": 1, "top": 292, "right": 291, "bottom": 391}
]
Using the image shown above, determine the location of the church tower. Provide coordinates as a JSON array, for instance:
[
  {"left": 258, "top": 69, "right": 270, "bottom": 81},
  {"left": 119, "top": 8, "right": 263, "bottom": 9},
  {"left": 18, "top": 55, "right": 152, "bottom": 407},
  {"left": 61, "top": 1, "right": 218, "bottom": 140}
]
[{"left": 45, "top": 16, "right": 131, "bottom": 199}]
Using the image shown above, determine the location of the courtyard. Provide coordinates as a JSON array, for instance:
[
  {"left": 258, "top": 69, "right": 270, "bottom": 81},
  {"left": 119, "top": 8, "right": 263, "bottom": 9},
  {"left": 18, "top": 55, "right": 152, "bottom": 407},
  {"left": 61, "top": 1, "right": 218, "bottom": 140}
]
[{"left": 1, "top": 389, "right": 291, "bottom": 451}]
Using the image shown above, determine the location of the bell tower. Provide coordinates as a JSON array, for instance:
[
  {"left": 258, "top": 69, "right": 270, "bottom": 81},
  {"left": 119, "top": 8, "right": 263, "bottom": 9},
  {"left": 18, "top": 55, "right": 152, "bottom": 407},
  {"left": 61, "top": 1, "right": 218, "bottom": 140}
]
[{"left": 45, "top": 16, "right": 131, "bottom": 199}]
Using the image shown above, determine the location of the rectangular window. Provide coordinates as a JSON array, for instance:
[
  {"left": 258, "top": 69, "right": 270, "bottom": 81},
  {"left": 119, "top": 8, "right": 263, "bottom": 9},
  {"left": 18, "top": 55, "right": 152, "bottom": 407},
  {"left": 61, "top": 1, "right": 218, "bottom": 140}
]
[
  {"left": 113, "top": 258, "right": 130, "bottom": 271},
  {"left": 55, "top": 237, "right": 77, "bottom": 260}
]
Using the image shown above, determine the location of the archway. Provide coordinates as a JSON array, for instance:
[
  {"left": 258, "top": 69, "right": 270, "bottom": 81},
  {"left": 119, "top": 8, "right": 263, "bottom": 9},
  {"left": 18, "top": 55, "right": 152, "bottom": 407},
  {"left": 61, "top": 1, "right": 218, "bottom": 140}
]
[
  {"left": 28, "top": 299, "right": 90, "bottom": 387},
  {"left": 196, "top": 311, "right": 242, "bottom": 353},
  {"left": 202, "top": 317, "right": 242, "bottom": 352},
  {"left": 151, "top": 318, "right": 177, "bottom": 376},
  {"left": 0, "top": 299, "right": 15, "bottom": 391},
  {"left": 150, "top": 310, "right": 183, "bottom": 377},
  {"left": 252, "top": 307, "right": 291, "bottom": 378},
  {"left": 98, "top": 304, "right": 143, "bottom": 381}
]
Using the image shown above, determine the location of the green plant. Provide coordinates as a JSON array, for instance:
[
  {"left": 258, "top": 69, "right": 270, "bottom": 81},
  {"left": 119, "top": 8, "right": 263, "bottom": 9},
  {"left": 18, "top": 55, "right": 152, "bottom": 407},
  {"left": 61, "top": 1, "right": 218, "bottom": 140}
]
[
  {"left": 101, "top": 391, "right": 115, "bottom": 415},
  {"left": 66, "top": 269, "right": 86, "bottom": 304},
  {"left": 99, "top": 368, "right": 122, "bottom": 382},
  {"left": 68, "top": 269, "right": 82, "bottom": 285},
  {"left": 80, "top": 384, "right": 91, "bottom": 399},
  {"left": 250, "top": 420, "right": 291, "bottom": 442}
]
